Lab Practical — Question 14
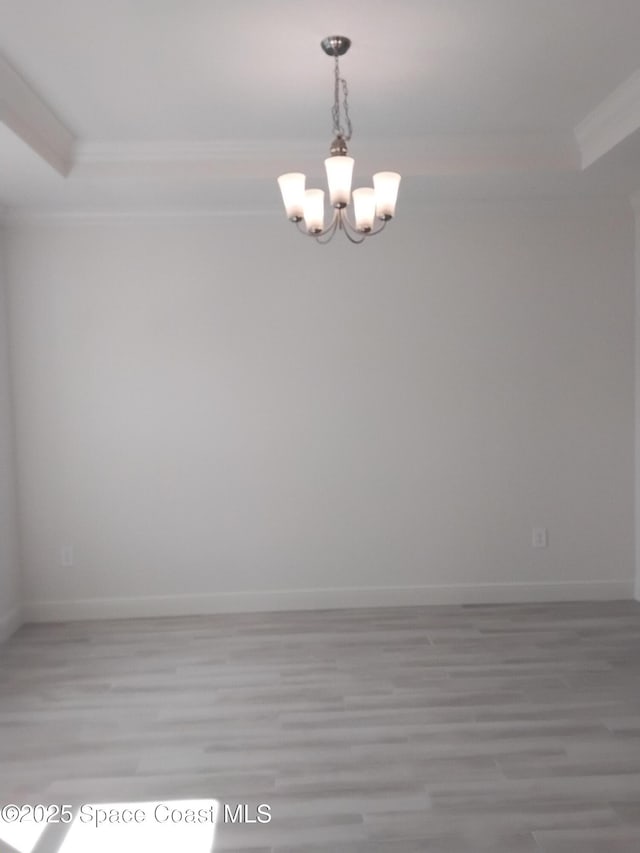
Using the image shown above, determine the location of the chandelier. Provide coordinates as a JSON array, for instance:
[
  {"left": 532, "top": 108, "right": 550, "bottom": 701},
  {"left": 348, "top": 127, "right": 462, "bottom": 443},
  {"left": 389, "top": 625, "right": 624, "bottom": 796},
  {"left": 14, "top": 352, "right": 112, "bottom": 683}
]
[{"left": 277, "top": 35, "right": 401, "bottom": 244}]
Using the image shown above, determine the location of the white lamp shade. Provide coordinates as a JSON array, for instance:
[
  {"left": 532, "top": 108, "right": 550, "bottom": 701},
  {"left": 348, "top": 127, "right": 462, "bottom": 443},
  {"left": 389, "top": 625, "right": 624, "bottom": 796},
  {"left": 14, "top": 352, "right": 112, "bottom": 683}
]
[
  {"left": 324, "top": 156, "right": 354, "bottom": 207},
  {"left": 303, "top": 189, "right": 325, "bottom": 233},
  {"left": 277, "top": 172, "right": 306, "bottom": 220},
  {"left": 352, "top": 187, "right": 376, "bottom": 231},
  {"left": 373, "top": 171, "right": 401, "bottom": 219}
]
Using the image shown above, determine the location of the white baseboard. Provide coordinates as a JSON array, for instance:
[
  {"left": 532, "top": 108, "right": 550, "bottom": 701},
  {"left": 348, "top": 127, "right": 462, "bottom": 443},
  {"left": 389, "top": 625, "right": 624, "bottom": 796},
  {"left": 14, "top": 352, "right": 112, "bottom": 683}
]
[
  {"left": 22, "top": 579, "right": 635, "bottom": 623},
  {"left": 0, "top": 605, "right": 23, "bottom": 641}
]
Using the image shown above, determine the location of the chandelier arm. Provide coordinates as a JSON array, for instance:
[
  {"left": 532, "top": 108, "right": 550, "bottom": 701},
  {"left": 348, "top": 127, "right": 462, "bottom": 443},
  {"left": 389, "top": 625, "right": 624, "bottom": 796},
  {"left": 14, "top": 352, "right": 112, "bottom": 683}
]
[
  {"left": 336, "top": 210, "right": 366, "bottom": 244},
  {"left": 341, "top": 226, "right": 367, "bottom": 245},
  {"left": 365, "top": 218, "right": 389, "bottom": 237},
  {"left": 294, "top": 208, "right": 340, "bottom": 238},
  {"left": 339, "top": 208, "right": 389, "bottom": 240},
  {"left": 314, "top": 212, "right": 341, "bottom": 244}
]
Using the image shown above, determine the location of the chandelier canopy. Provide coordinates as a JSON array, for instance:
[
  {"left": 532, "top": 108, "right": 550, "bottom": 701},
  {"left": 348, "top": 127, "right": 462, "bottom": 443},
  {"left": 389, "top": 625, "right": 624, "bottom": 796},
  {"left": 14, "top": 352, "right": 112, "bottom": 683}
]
[{"left": 277, "top": 35, "right": 401, "bottom": 244}]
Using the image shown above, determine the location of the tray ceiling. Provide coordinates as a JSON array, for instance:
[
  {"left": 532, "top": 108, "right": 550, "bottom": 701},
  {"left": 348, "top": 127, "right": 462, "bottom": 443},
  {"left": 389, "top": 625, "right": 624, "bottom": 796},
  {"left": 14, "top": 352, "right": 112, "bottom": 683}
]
[{"left": 1, "top": 0, "right": 640, "bottom": 216}]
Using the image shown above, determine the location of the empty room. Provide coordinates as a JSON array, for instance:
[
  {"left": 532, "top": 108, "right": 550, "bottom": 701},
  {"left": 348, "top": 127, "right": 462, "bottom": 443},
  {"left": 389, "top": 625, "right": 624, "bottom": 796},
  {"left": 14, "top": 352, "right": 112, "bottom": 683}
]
[{"left": 1, "top": 1, "right": 640, "bottom": 851}]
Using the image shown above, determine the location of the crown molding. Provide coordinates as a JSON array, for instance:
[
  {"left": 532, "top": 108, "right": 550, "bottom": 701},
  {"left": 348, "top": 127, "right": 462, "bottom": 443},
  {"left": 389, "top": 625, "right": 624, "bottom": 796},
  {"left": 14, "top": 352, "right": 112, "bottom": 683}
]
[
  {"left": 2, "top": 195, "right": 629, "bottom": 226},
  {"left": 0, "top": 132, "right": 608, "bottom": 222},
  {"left": 72, "top": 133, "right": 578, "bottom": 179},
  {"left": 0, "top": 53, "right": 75, "bottom": 176},
  {"left": 1, "top": 207, "right": 282, "bottom": 225},
  {"left": 575, "top": 70, "right": 640, "bottom": 169},
  {"left": 74, "top": 139, "right": 278, "bottom": 164}
]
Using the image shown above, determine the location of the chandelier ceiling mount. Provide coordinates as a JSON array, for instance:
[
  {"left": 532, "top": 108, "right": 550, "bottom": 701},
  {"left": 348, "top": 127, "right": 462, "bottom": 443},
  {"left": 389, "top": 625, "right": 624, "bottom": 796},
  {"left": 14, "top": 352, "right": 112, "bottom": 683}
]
[{"left": 320, "top": 35, "right": 351, "bottom": 57}]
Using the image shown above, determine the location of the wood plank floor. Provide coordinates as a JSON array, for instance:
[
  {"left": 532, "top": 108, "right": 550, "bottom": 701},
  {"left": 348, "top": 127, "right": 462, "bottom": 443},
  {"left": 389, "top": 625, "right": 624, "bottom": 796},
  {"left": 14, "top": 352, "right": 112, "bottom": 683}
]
[{"left": 1, "top": 601, "right": 640, "bottom": 852}]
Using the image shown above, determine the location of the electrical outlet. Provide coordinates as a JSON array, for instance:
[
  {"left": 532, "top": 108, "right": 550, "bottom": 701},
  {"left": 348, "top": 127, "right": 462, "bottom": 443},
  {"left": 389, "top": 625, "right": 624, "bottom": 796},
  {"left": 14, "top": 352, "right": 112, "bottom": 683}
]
[
  {"left": 60, "top": 544, "right": 74, "bottom": 567},
  {"left": 532, "top": 528, "right": 548, "bottom": 548}
]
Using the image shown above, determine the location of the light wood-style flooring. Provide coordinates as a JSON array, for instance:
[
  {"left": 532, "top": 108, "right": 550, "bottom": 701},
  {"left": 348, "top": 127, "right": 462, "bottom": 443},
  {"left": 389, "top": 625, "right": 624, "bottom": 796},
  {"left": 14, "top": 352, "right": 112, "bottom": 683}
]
[{"left": 1, "top": 601, "right": 640, "bottom": 852}]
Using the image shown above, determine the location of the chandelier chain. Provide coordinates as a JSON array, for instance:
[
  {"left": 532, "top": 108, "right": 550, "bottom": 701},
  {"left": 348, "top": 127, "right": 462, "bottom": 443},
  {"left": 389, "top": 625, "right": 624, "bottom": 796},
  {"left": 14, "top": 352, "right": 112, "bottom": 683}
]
[{"left": 332, "top": 53, "right": 353, "bottom": 141}]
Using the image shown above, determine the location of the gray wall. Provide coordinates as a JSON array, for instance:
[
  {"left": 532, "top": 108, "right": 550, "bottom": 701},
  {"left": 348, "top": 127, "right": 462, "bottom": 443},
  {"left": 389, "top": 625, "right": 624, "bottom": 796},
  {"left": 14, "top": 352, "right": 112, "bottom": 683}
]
[
  {"left": 5, "top": 202, "right": 635, "bottom": 620},
  {"left": 0, "top": 229, "right": 21, "bottom": 639}
]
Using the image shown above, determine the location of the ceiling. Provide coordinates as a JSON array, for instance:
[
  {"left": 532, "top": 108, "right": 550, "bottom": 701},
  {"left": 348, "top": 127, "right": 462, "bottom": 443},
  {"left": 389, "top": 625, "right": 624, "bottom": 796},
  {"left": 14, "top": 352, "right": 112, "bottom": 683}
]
[{"left": 1, "top": 0, "right": 640, "bottom": 216}]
